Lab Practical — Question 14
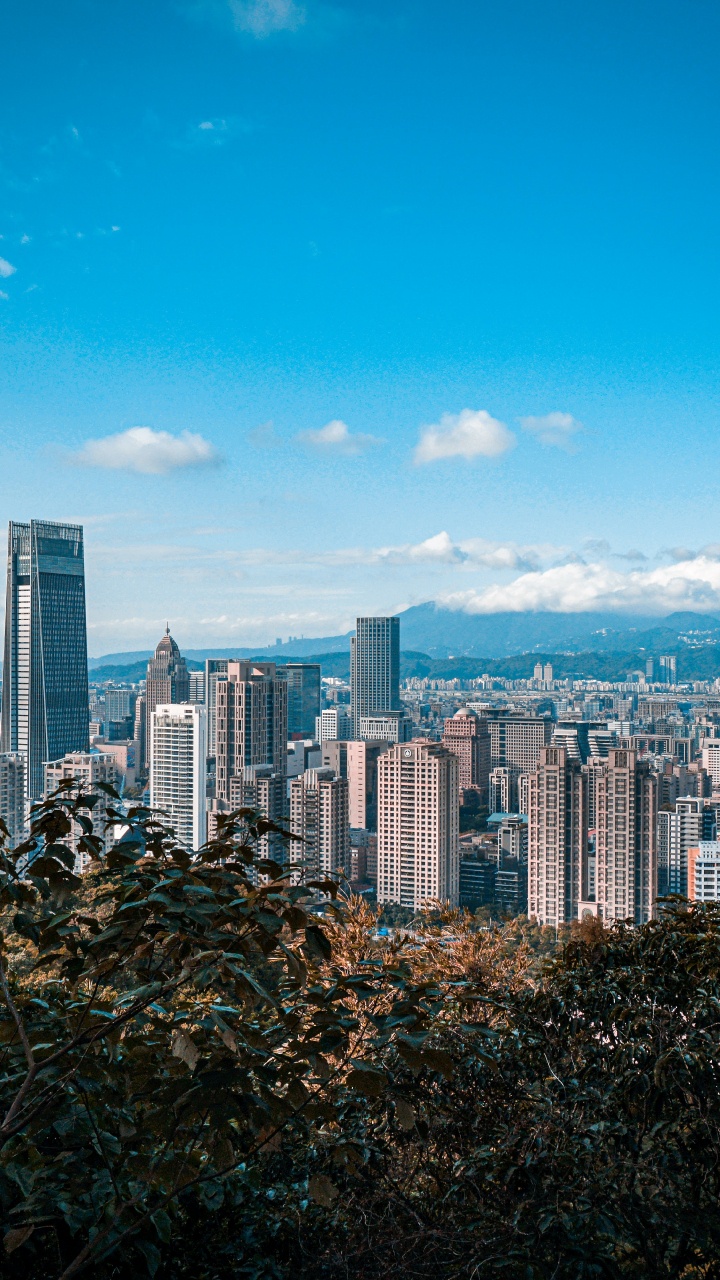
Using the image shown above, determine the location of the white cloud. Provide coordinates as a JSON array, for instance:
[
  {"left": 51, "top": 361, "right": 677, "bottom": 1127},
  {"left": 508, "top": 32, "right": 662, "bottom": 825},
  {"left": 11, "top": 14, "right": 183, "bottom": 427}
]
[
  {"left": 414, "top": 409, "right": 516, "bottom": 464},
  {"left": 0, "top": 257, "right": 17, "bottom": 279},
  {"left": 71, "top": 427, "right": 222, "bottom": 476},
  {"left": 520, "top": 411, "right": 582, "bottom": 450},
  {"left": 228, "top": 0, "right": 305, "bottom": 36},
  {"left": 297, "top": 419, "right": 382, "bottom": 455},
  {"left": 440, "top": 555, "right": 720, "bottom": 615},
  {"left": 371, "top": 532, "right": 552, "bottom": 571}
]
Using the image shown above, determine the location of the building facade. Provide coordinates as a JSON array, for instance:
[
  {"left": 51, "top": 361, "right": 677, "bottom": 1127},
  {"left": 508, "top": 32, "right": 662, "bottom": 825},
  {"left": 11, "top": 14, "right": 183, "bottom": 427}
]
[
  {"left": 215, "top": 662, "right": 287, "bottom": 803},
  {"left": 347, "top": 739, "right": 392, "bottom": 830},
  {"left": 657, "top": 795, "right": 703, "bottom": 898},
  {"left": 316, "top": 707, "right": 352, "bottom": 743},
  {"left": 528, "top": 747, "right": 588, "bottom": 928},
  {"left": 150, "top": 704, "right": 207, "bottom": 851},
  {"left": 442, "top": 709, "right": 491, "bottom": 803},
  {"left": 350, "top": 616, "right": 400, "bottom": 734},
  {"left": 377, "top": 739, "right": 459, "bottom": 911},
  {"left": 277, "top": 664, "right": 321, "bottom": 738},
  {"left": 1, "top": 520, "right": 90, "bottom": 799},
  {"left": 688, "top": 842, "right": 720, "bottom": 902},
  {"left": 44, "top": 751, "right": 118, "bottom": 872},
  {"left": 289, "top": 767, "right": 349, "bottom": 879},
  {"left": 145, "top": 630, "right": 190, "bottom": 762},
  {"left": 595, "top": 749, "right": 657, "bottom": 925},
  {"left": 0, "top": 753, "right": 25, "bottom": 845}
]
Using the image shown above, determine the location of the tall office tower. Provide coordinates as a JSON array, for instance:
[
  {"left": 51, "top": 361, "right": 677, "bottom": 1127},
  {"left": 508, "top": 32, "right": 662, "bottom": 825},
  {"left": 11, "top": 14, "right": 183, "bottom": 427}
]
[
  {"left": 1, "top": 520, "right": 90, "bottom": 800},
  {"left": 289, "top": 768, "right": 349, "bottom": 878},
  {"left": 0, "top": 753, "right": 25, "bottom": 845},
  {"left": 527, "top": 747, "right": 588, "bottom": 928},
  {"left": 489, "top": 766, "right": 511, "bottom": 814},
  {"left": 658, "top": 655, "right": 677, "bottom": 686},
  {"left": 188, "top": 671, "right": 205, "bottom": 703},
  {"left": 350, "top": 616, "right": 400, "bottom": 734},
  {"left": 377, "top": 739, "right": 459, "bottom": 911},
  {"left": 215, "top": 662, "right": 287, "bottom": 804},
  {"left": 205, "top": 659, "right": 229, "bottom": 759},
  {"left": 657, "top": 795, "right": 703, "bottom": 898},
  {"left": 595, "top": 749, "right": 657, "bottom": 925},
  {"left": 315, "top": 707, "right": 352, "bottom": 743},
  {"left": 44, "top": 752, "right": 118, "bottom": 872},
  {"left": 277, "top": 664, "right": 321, "bottom": 738},
  {"left": 442, "top": 709, "right": 491, "bottom": 804},
  {"left": 105, "top": 688, "right": 137, "bottom": 722},
  {"left": 150, "top": 704, "right": 207, "bottom": 851},
  {"left": 133, "top": 695, "right": 147, "bottom": 772},
  {"left": 347, "top": 739, "right": 392, "bottom": 830},
  {"left": 481, "top": 713, "right": 553, "bottom": 810},
  {"left": 145, "top": 629, "right": 190, "bottom": 762}
]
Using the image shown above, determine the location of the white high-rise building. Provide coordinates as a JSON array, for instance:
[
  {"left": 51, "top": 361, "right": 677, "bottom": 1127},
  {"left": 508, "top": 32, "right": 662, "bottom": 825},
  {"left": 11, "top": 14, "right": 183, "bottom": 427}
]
[
  {"left": 377, "top": 739, "right": 459, "bottom": 911},
  {"left": 688, "top": 842, "right": 720, "bottom": 902},
  {"left": 358, "top": 712, "right": 411, "bottom": 743},
  {"left": 44, "top": 751, "right": 118, "bottom": 872},
  {"left": 0, "top": 753, "right": 25, "bottom": 846},
  {"left": 188, "top": 671, "right": 205, "bottom": 703},
  {"left": 657, "top": 795, "right": 703, "bottom": 898},
  {"left": 315, "top": 707, "right": 352, "bottom": 743},
  {"left": 289, "top": 768, "right": 349, "bottom": 879},
  {"left": 150, "top": 704, "right": 207, "bottom": 851}
]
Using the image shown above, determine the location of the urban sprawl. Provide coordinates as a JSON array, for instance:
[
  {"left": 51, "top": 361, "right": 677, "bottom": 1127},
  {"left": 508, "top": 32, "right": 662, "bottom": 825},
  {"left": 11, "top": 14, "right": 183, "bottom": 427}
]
[{"left": 1, "top": 518, "right": 719, "bottom": 926}]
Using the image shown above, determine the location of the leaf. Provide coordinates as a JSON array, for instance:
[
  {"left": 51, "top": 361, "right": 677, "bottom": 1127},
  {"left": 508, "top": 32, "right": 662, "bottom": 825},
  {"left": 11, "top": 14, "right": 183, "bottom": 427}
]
[
  {"left": 171, "top": 1030, "right": 200, "bottom": 1072},
  {"left": 135, "top": 1236, "right": 161, "bottom": 1277},
  {"left": 304, "top": 924, "right": 332, "bottom": 962},
  {"left": 395, "top": 1098, "right": 416, "bottom": 1130},
  {"left": 5, "top": 1227, "right": 34, "bottom": 1254},
  {"left": 421, "top": 1048, "right": 454, "bottom": 1077},
  {"left": 346, "top": 1067, "right": 387, "bottom": 1097},
  {"left": 308, "top": 1174, "right": 339, "bottom": 1207}
]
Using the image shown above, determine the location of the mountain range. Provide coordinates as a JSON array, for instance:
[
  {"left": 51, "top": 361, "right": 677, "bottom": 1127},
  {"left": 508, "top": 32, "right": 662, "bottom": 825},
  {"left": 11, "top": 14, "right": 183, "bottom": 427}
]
[{"left": 88, "top": 604, "right": 720, "bottom": 669}]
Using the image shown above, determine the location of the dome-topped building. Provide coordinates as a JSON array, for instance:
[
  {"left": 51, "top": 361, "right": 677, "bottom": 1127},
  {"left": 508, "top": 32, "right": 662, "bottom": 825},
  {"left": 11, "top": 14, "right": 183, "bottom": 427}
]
[{"left": 145, "top": 625, "right": 190, "bottom": 760}]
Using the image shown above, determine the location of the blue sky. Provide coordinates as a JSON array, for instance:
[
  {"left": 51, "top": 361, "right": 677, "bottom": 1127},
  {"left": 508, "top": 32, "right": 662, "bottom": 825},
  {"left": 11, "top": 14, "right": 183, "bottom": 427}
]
[{"left": 3, "top": 0, "right": 720, "bottom": 654}]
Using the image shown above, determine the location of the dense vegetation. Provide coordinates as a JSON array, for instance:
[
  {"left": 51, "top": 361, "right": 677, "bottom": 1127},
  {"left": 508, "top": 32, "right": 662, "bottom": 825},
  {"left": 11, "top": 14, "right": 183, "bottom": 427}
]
[{"left": 2, "top": 788, "right": 720, "bottom": 1278}]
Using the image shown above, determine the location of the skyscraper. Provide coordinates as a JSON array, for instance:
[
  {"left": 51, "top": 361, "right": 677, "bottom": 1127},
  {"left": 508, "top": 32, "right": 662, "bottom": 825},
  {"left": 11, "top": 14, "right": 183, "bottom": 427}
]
[
  {"left": 347, "top": 739, "right": 392, "bottom": 830},
  {"left": 205, "top": 658, "right": 229, "bottom": 759},
  {"left": 44, "top": 752, "right": 118, "bottom": 872},
  {"left": 289, "top": 767, "right": 349, "bottom": 879},
  {"left": 480, "top": 712, "right": 553, "bottom": 811},
  {"left": 215, "top": 662, "right": 287, "bottom": 804},
  {"left": 277, "top": 664, "right": 321, "bottom": 738},
  {"left": 377, "top": 739, "right": 459, "bottom": 911},
  {"left": 442, "top": 709, "right": 491, "bottom": 803},
  {"left": 1, "top": 520, "right": 89, "bottom": 799},
  {"left": 145, "top": 629, "right": 190, "bottom": 762},
  {"left": 0, "top": 753, "right": 25, "bottom": 845},
  {"left": 527, "top": 747, "right": 588, "bottom": 928},
  {"left": 657, "top": 795, "right": 701, "bottom": 898},
  {"left": 150, "top": 703, "right": 207, "bottom": 851},
  {"left": 595, "top": 749, "right": 657, "bottom": 925},
  {"left": 350, "top": 616, "right": 400, "bottom": 734}
]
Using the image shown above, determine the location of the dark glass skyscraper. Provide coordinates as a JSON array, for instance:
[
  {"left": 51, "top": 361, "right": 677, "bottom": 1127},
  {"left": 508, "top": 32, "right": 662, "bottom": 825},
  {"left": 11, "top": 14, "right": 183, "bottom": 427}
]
[
  {"left": 277, "top": 663, "right": 321, "bottom": 738},
  {"left": 1, "top": 520, "right": 89, "bottom": 799},
  {"left": 350, "top": 616, "right": 400, "bottom": 734}
]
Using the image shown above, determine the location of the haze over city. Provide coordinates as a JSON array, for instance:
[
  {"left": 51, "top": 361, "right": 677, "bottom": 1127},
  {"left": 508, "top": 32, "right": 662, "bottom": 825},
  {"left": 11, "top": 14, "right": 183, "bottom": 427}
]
[{"left": 3, "top": 1, "right": 720, "bottom": 651}]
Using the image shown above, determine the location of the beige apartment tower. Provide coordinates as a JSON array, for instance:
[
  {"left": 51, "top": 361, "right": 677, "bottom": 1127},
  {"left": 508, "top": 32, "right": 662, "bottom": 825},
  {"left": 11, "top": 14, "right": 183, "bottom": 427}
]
[
  {"left": 595, "top": 749, "right": 657, "bottom": 924},
  {"left": 377, "top": 739, "right": 459, "bottom": 911},
  {"left": 289, "top": 768, "right": 349, "bottom": 879},
  {"left": 215, "top": 662, "right": 287, "bottom": 804},
  {"left": 442, "top": 709, "right": 491, "bottom": 804},
  {"left": 528, "top": 747, "right": 588, "bottom": 928}
]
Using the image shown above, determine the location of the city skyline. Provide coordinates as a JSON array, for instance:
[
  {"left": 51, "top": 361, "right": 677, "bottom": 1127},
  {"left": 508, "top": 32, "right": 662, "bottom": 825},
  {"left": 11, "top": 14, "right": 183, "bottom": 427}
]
[{"left": 4, "top": 3, "right": 720, "bottom": 649}]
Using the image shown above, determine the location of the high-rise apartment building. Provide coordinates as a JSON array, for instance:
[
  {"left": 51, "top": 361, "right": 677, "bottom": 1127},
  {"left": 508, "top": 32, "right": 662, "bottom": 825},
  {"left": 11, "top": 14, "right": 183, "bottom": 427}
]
[
  {"left": 150, "top": 704, "right": 207, "bottom": 851},
  {"left": 277, "top": 664, "right": 321, "bottom": 738},
  {"left": 289, "top": 768, "right": 349, "bottom": 878},
  {"left": 228, "top": 766, "right": 287, "bottom": 870},
  {"left": 347, "top": 739, "right": 392, "bottom": 830},
  {"left": 489, "top": 766, "right": 511, "bottom": 814},
  {"left": 0, "top": 753, "right": 25, "bottom": 845},
  {"left": 658, "top": 655, "right": 677, "bottom": 686},
  {"left": 215, "top": 662, "right": 287, "bottom": 804},
  {"left": 145, "top": 629, "right": 190, "bottom": 762},
  {"left": 480, "top": 713, "right": 552, "bottom": 810},
  {"left": 377, "top": 739, "right": 459, "bottom": 911},
  {"left": 595, "top": 749, "right": 657, "bottom": 925},
  {"left": 1, "top": 520, "right": 90, "bottom": 799},
  {"left": 105, "top": 688, "right": 137, "bottom": 723},
  {"left": 657, "top": 795, "right": 703, "bottom": 898},
  {"left": 133, "top": 695, "right": 147, "bottom": 773},
  {"left": 44, "top": 751, "right": 118, "bottom": 872},
  {"left": 205, "top": 659, "right": 229, "bottom": 759},
  {"left": 442, "top": 709, "right": 491, "bottom": 803},
  {"left": 528, "top": 747, "right": 588, "bottom": 929},
  {"left": 688, "top": 842, "right": 720, "bottom": 902},
  {"left": 350, "top": 616, "right": 400, "bottom": 734}
]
